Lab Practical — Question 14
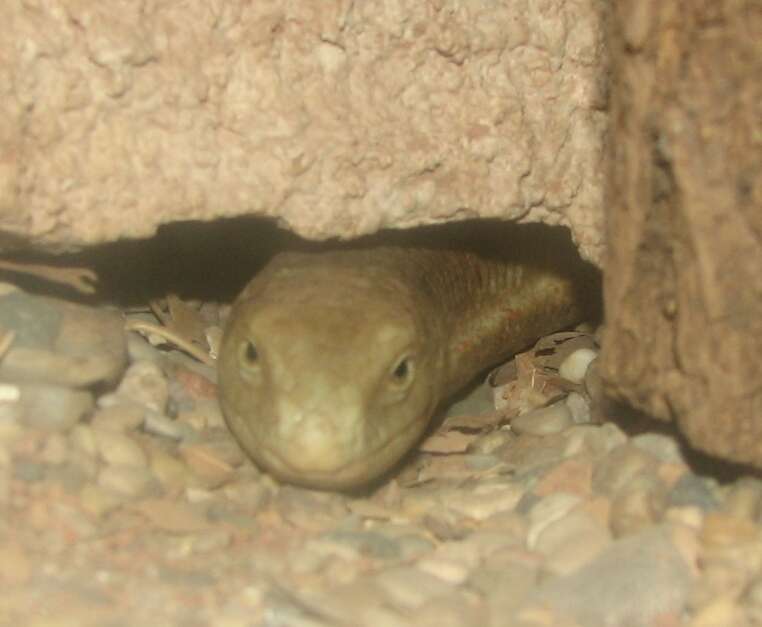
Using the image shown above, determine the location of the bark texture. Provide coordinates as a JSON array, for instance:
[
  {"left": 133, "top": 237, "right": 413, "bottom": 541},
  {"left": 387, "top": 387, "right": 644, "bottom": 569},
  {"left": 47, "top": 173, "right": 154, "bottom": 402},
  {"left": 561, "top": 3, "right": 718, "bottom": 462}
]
[
  {"left": 0, "top": 1, "right": 607, "bottom": 262},
  {"left": 601, "top": 0, "right": 762, "bottom": 464}
]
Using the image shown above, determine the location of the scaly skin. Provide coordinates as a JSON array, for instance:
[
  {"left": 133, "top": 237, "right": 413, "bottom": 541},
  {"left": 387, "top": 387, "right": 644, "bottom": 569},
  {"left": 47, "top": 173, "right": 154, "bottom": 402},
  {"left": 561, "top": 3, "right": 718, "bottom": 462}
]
[{"left": 218, "top": 225, "right": 598, "bottom": 490}]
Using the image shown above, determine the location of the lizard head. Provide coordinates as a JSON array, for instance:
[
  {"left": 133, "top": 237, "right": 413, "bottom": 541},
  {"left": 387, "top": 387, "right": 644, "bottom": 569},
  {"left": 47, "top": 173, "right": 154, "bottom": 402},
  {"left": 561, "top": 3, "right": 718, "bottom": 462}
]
[{"left": 217, "top": 252, "right": 446, "bottom": 490}]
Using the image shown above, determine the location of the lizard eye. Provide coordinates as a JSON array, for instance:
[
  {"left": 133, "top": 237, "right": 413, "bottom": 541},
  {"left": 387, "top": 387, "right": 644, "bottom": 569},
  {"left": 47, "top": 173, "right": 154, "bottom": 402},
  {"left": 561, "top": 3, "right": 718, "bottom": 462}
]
[
  {"left": 239, "top": 340, "right": 260, "bottom": 368},
  {"left": 389, "top": 355, "right": 414, "bottom": 389}
]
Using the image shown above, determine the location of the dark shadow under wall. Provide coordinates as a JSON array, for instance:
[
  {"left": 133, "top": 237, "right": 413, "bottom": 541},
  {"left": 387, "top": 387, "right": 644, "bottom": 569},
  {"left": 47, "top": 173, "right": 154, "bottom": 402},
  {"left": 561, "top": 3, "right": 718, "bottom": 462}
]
[{"left": 0, "top": 217, "right": 602, "bottom": 309}]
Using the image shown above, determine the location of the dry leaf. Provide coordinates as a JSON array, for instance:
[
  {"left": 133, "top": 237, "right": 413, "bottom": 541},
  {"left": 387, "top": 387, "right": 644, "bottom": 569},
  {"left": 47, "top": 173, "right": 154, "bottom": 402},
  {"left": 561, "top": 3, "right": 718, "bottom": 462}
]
[{"left": 0, "top": 259, "right": 97, "bottom": 294}]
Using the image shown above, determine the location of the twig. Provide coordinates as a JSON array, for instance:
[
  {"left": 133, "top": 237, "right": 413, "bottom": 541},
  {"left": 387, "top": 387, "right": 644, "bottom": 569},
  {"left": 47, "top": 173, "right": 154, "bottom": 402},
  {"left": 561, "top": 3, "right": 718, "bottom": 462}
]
[{"left": 124, "top": 319, "right": 216, "bottom": 366}]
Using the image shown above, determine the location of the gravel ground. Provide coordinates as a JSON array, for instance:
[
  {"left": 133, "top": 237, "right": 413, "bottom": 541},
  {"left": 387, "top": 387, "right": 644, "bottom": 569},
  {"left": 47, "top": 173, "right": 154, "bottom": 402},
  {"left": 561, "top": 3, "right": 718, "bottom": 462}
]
[{"left": 1, "top": 281, "right": 761, "bottom": 627}]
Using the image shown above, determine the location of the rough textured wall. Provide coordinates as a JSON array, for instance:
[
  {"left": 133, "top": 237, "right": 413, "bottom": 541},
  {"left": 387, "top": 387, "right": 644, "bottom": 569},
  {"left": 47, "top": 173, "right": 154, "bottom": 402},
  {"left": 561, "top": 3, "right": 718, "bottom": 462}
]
[
  {"left": 601, "top": 0, "right": 762, "bottom": 465},
  {"left": 0, "top": 1, "right": 607, "bottom": 262}
]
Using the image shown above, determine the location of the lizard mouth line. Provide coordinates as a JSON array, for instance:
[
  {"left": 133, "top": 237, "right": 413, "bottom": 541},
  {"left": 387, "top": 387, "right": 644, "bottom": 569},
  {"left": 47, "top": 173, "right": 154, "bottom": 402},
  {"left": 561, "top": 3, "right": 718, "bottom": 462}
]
[{"left": 236, "top": 410, "right": 425, "bottom": 480}]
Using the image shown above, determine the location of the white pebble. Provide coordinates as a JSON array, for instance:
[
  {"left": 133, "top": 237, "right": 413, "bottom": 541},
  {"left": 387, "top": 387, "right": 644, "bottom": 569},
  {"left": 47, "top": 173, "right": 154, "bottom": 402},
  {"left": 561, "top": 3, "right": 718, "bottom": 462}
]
[
  {"left": 565, "top": 392, "right": 592, "bottom": 424},
  {"left": 559, "top": 348, "right": 598, "bottom": 384}
]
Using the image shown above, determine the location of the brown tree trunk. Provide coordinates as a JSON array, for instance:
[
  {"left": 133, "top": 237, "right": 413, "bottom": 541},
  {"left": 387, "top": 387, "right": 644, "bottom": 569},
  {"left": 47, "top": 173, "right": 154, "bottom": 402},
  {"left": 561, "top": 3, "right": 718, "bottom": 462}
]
[{"left": 601, "top": 0, "right": 762, "bottom": 465}]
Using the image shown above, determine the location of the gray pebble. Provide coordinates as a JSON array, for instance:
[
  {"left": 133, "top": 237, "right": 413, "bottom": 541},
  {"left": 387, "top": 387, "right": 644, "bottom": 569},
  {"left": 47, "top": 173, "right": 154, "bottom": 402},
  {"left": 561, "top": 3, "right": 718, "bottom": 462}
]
[
  {"left": 668, "top": 474, "right": 719, "bottom": 511},
  {"left": 18, "top": 383, "right": 93, "bottom": 431},
  {"left": 528, "top": 526, "right": 692, "bottom": 627},
  {"left": 321, "top": 530, "right": 402, "bottom": 560},
  {"left": 631, "top": 432, "right": 685, "bottom": 464},
  {"left": 14, "top": 460, "right": 47, "bottom": 482},
  {"left": 0, "top": 289, "right": 127, "bottom": 387}
]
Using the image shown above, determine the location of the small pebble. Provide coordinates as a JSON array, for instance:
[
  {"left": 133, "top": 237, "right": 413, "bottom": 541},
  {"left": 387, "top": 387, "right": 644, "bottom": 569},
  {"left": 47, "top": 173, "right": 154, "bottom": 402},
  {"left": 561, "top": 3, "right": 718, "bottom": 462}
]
[
  {"left": 374, "top": 566, "right": 455, "bottom": 610},
  {"left": 68, "top": 424, "right": 98, "bottom": 456},
  {"left": 0, "top": 289, "right": 127, "bottom": 387},
  {"left": 609, "top": 473, "right": 668, "bottom": 537},
  {"left": 115, "top": 360, "right": 169, "bottom": 413},
  {"left": 180, "top": 442, "right": 236, "bottom": 489},
  {"left": 632, "top": 432, "right": 685, "bottom": 464},
  {"left": 592, "top": 443, "right": 657, "bottom": 495},
  {"left": 18, "top": 384, "right": 94, "bottom": 431},
  {"left": 527, "top": 493, "right": 582, "bottom": 548},
  {"left": 583, "top": 357, "right": 604, "bottom": 405},
  {"left": 150, "top": 448, "right": 192, "bottom": 492},
  {"left": 39, "top": 432, "right": 69, "bottom": 465},
  {"left": 529, "top": 527, "right": 693, "bottom": 627},
  {"left": 94, "top": 429, "right": 146, "bottom": 467},
  {"left": 535, "top": 508, "right": 612, "bottom": 576},
  {"left": 511, "top": 401, "right": 573, "bottom": 436},
  {"left": 562, "top": 423, "right": 627, "bottom": 459},
  {"left": 558, "top": 348, "right": 598, "bottom": 384},
  {"left": 134, "top": 498, "right": 211, "bottom": 533},
  {"left": 90, "top": 404, "right": 145, "bottom": 432},
  {"left": 97, "top": 464, "right": 155, "bottom": 498},
  {"left": 79, "top": 483, "right": 123, "bottom": 517},
  {"left": 722, "top": 478, "right": 762, "bottom": 521},
  {"left": 468, "top": 428, "right": 513, "bottom": 455},
  {"left": 144, "top": 411, "right": 196, "bottom": 441},
  {"left": 564, "top": 391, "right": 592, "bottom": 424},
  {"left": 668, "top": 474, "right": 719, "bottom": 511}
]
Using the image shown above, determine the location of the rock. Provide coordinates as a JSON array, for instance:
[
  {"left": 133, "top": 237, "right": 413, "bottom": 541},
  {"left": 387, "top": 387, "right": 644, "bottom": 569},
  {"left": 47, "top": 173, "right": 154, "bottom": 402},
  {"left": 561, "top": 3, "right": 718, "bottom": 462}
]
[
  {"left": 529, "top": 526, "right": 693, "bottom": 627},
  {"left": 562, "top": 423, "right": 627, "bottom": 459},
  {"left": 511, "top": 401, "right": 573, "bottom": 436},
  {"left": 114, "top": 360, "right": 169, "bottom": 413},
  {"left": 534, "top": 457, "right": 593, "bottom": 498},
  {"left": 565, "top": 391, "right": 592, "bottom": 424},
  {"left": 68, "top": 424, "right": 98, "bottom": 457},
  {"left": 0, "top": 287, "right": 127, "bottom": 387},
  {"left": 559, "top": 348, "right": 598, "bottom": 384},
  {"left": 374, "top": 566, "right": 455, "bottom": 610},
  {"left": 79, "top": 483, "right": 123, "bottom": 518},
  {"left": 592, "top": 443, "right": 657, "bottom": 495},
  {"left": 149, "top": 448, "right": 192, "bottom": 492},
  {"left": 526, "top": 493, "right": 583, "bottom": 549},
  {"left": 176, "top": 400, "right": 226, "bottom": 430},
  {"left": 179, "top": 442, "right": 236, "bottom": 489},
  {"left": 667, "top": 474, "right": 719, "bottom": 512},
  {"left": 631, "top": 432, "right": 685, "bottom": 464},
  {"left": 535, "top": 508, "right": 612, "bottom": 576},
  {"left": 97, "top": 464, "right": 156, "bottom": 498},
  {"left": 471, "top": 557, "right": 539, "bottom": 620},
  {"left": 0, "top": 542, "right": 32, "bottom": 585},
  {"left": 39, "top": 432, "right": 69, "bottom": 465},
  {"left": 89, "top": 404, "right": 145, "bottom": 432},
  {"left": 609, "top": 474, "right": 668, "bottom": 538},
  {"left": 721, "top": 478, "right": 762, "bottom": 521},
  {"left": 143, "top": 411, "right": 196, "bottom": 441},
  {"left": 133, "top": 499, "right": 210, "bottom": 533},
  {"left": 93, "top": 429, "right": 148, "bottom": 467},
  {"left": 468, "top": 429, "right": 513, "bottom": 455},
  {"left": 17, "top": 384, "right": 93, "bottom": 431},
  {"left": 319, "top": 530, "right": 402, "bottom": 561}
]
